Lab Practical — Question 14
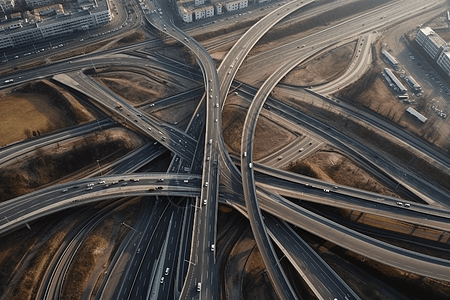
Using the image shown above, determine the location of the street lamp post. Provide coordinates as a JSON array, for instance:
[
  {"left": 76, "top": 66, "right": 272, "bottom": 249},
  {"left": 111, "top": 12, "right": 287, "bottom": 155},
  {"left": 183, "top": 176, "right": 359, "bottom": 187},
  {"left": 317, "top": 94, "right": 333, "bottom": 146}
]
[
  {"left": 96, "top": 159, "right": 102, "bottom": 175},
  {"left": 121, "top": 222, "right": 141, "bottom": 235}
]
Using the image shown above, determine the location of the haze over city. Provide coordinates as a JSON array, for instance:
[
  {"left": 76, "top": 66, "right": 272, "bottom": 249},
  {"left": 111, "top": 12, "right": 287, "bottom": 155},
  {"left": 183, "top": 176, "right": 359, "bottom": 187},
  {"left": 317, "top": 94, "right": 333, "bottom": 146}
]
[{"left": 1, "top": 0, "right": 450, "bottom": 300}]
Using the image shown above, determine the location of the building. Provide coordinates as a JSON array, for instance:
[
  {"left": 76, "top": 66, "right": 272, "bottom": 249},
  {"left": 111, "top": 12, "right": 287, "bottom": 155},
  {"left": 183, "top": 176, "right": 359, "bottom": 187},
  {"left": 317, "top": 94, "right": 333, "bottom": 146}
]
[
  {"left": 224, "top": 0, "right": 247, "bottom": 12},
  {"left": 177, "top": 1, "right": 214, "bottom": 22},
  {"left": 0, "top": 0, "right": 15, "bottom": 12},
  {"left": 381, "top": 50, "right": 399, "bottom": 69},
  {"left": 437, "top": 46, "right": 450, "bottom": 77},
  {"left": 415, "top": 27, "right": 447, "bottom": 59},
  {"left": 404, "top": 75, "right": 421, "bottom": 92},
  {"left": 383, "top": 68, "right": 407, "bottom": 94},
  {"left": 178, "top": 0, "right": 205, "bottom": 6},
  {"left": 214, "top": 2, "right": 222, "bottom": 14},
  {"left": 406, "top": 107, "right": 427, "bottom": 122},
  {"left": 178, "top": 5, "right": 193, "bottom": 23},
  {"left": 192, "top": 4, "right": 214, "bottom": 20},
  {"left": 0, "top": 0, "right": 111, "bottom": 49},
  {"left": 25, "top": 0, "right": 52, "bottom": 8}
]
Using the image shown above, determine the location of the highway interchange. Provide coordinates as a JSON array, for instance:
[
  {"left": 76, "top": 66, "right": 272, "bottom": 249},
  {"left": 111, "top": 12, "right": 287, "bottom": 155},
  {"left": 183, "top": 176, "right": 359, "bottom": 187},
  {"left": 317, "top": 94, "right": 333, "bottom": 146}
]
[{"left": 1, "top": 0, "right": 450, "bottom": 299}]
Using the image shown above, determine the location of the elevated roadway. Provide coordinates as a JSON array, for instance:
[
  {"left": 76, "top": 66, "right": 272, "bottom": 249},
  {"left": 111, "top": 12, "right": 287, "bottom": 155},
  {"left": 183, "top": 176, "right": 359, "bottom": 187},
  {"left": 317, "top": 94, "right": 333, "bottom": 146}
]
[
  {"left": 145, "top": 3, "right": 221, "bottom": 298},
  {"left": 0, "top": 173, "right": 201, "bottom": 236}
]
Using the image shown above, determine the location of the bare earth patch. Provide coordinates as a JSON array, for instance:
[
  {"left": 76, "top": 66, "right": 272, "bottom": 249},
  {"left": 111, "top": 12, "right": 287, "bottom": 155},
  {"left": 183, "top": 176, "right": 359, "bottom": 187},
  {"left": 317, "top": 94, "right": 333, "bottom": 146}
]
[
  {"left": 222, "top": 102, "right": 296, "bottom": 160},
  {"left": 95, "top": 71, "right": 168, "bottom": 105},
  {"left": 286, "top": 149, "right": 401, "bottom": 198},
  {"left": 282, "top": 41, "right": 356, "bottom": 86},
  {"left": 0, "top": 80, "right": 95, "bottom": 147},
  {"left": 0, "top": 127, "right": 144, "bottom": 202},
  {"left": 149, "top": 97, "right": 200, "bottom": 131},
  {"left": 94, "top": 67, "right": 198, "bottom": 106}
]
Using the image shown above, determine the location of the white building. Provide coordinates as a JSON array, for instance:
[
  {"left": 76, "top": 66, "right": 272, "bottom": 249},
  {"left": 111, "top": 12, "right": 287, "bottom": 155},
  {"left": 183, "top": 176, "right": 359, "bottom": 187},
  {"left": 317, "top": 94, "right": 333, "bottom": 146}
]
[
  {"left": 224, "top": 0, "right": 247, "bottom": 12},
  {"left": 178, "top": 5, "right": 193, "bottom": 23},
  {"left": 193, "top": 4, "right": 214, "bottom": 20},
  {"left": 178, "top": 0, "right": 205, "bottom": 7},
  {"left": 193, "top": 6, "right": 205, "bottom": 19},
  {"left": 383, "top": 68, "right": 407, "bottom": 94},
  {"left": 415, "top": 27, "right": 447, "bottom": 59},
  {"left": 437, "top": 47, "right": 450, "bottom": 77},
  {"left": 0, "top": 0, "right": 111, "bottom": 49},
  {"left": 407, "top": 107, "right": 427, "bottom": 123},
  {"left": 214, "top": 2, "right": 222, "bottom": 14}
]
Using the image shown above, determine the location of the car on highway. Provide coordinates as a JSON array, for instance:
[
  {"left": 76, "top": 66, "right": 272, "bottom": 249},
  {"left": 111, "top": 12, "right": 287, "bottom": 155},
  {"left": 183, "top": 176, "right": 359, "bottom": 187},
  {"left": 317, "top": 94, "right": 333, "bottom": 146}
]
[
  {"left": 203, "top": 199, "right": 207, "bottom": 205},
  {"left": 249, "top": 163, "right": 253, "bottom": 169},
  {"left": 211, "top": 244, "right": 215, "bottom": 251},
  {"left": 160, "top": 277, "right": 164, "bottom": 284},
  {"left": 197, "top": 282, "right": 201, "bottom": 292},
  {"left": 204, "top": 182, "right": 208, "bottom": 187},
  {"left": 184, "top": 180, "right": 189, "bottom": 183},
  {"left": 165, "top": 268, "right": 170, "bottom": 275},
  {"left": 62, "top": 189, "right": 68, "bottom": 193}
]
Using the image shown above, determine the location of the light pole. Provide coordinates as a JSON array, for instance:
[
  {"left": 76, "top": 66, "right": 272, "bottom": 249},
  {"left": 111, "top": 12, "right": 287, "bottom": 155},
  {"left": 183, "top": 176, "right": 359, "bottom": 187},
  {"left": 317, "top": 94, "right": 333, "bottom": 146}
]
[
  {"left": 395, "top": 173, "right": 406, "bottom": 190},
  {"left": 96, "top": 159, "right": 102, "bottom": 175},
  {"left": 121, "top": 222, "right": 141, "bottom": 235}
]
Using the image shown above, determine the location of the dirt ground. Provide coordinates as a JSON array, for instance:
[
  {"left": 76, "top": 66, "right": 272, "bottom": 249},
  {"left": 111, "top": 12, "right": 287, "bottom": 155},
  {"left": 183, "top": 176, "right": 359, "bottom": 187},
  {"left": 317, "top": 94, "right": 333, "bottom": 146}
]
[
  {"left": 94, "top": 67, "right": 199, "bottom": 106},
  {"left": 282, "top": 41, "right": 356, "bottom": 86},
  {"left": 286, "top": 148, "right": 402, "bottom": 198},
  {"left": 222, "top": 100, "right": 297, "bottom": 160},
  {"left": 0, "top": 80, "right": 95, "bottom": 147},
  {"left": 149, "top": 97, "right": 200, "bottom": 131},
  {"left": 0, "top": 127, "right": 144, "bottom": 202},
  {"left": 0, "top": 200, "right": 142, "bottom": 300},
  {"left": 62, "top": 200, "right": 142, "bottom": 300},
  {"left": 242, "top": 247, "right": 277, "bottom": 300}
]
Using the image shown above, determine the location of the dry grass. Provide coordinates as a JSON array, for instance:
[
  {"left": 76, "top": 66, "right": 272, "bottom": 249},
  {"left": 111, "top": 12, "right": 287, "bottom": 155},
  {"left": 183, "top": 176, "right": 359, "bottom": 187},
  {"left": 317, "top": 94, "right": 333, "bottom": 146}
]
[
  {"left": 94, "top": 69, "right": 193, "bottom": 105},
  {"left": 0, "top": 60, "right": 47, "bottom": 77},
  {"left": 242, "top": 246, "right": 277, "bottom": 300},
  {"left": 48, "top": 40, "right": 112, "bottom": 61},
  {"left": 6, "top": 230, "right": 66, "bottom": 300},
  {"left": 63, "top": 233, "right": 109, "bottom": 300},
  {"left": 0, "top": 127, "right": 144, "bottom": 202},
  {"left": 282, "top": 42, "right": 356, "bottom": 86},
  {"left": 287, "top": 150, "right": 401, "bottom": 198},
  {"left": 149, "top": 96, "right": 200, "bottom": 130},
  {"left": 115, "top": 31, "right": 145, "bottom": 45},
  {"left": 222, "top": 103, "right": 297, "bottom": 159},
  {"left": 0, "top": 80, "right": 94, "bottom": 147}
]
